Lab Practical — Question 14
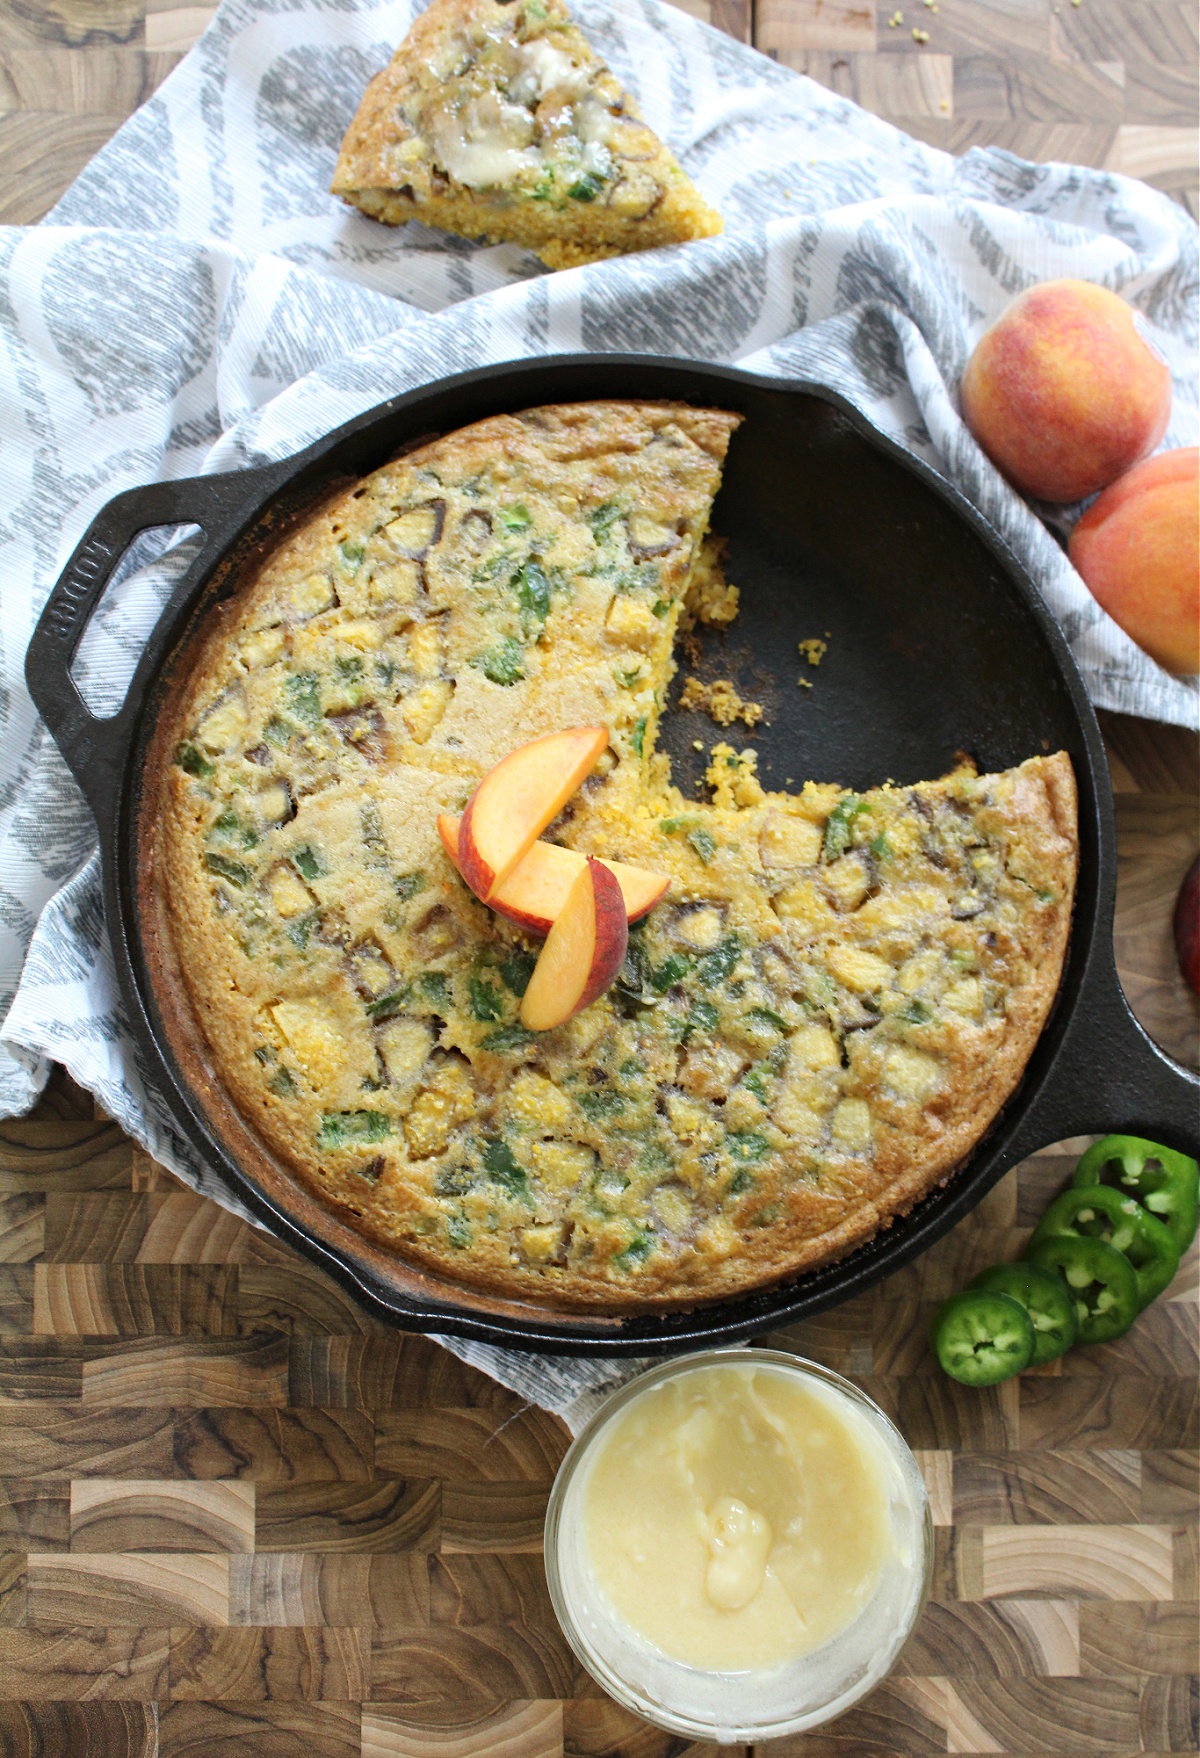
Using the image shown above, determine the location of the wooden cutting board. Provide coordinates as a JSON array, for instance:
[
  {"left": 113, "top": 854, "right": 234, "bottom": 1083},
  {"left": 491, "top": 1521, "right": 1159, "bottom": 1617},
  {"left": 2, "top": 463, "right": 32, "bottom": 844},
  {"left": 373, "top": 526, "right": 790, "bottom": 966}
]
[
  {"left": 0, "top": 0, "right": 1197, "bottom": 1745},
  {"left": 0, "top": 712, "right": 1194, "bottom": 1756}
]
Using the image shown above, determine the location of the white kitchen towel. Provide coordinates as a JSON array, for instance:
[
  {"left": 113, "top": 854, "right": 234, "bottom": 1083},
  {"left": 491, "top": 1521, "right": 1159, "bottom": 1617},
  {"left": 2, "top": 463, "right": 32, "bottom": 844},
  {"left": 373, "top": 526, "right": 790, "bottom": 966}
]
[{"left": 0, "top": 0, "right": 1196, "bottom": 1425}]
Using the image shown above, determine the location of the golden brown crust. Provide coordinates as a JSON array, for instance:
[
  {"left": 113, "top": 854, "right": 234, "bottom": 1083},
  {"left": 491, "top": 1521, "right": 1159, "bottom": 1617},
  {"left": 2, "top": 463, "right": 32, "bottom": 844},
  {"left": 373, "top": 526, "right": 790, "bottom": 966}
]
[{"left": 151, "top": 400, "right": 1078, "bottom": 1313}]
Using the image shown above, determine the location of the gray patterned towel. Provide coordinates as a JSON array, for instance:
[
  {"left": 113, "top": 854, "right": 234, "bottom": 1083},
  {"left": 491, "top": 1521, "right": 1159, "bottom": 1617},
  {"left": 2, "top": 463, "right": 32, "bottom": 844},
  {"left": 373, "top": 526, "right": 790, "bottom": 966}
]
[{"left": 1, "top": 0, "right": 1196, "bottom": 1424}]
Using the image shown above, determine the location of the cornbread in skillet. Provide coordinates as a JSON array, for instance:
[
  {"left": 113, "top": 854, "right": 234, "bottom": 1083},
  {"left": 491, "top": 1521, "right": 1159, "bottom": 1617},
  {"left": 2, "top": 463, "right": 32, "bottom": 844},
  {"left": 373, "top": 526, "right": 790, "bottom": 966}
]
[
  {"left": 159, "top": 399, "right": 1078, "bottom": 1311},
  {"left": 331, "top": 0, "right": 723, "bottom": 268}
]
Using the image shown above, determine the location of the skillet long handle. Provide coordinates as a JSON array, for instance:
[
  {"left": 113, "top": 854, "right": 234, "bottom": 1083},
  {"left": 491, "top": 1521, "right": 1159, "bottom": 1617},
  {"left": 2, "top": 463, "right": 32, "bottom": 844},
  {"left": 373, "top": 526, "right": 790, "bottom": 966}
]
[
  {"left": 25, "top": 470, "right": 276, "bottom": 812},
  {"left": 1003, "top": 935, "right": 1200, "bottom": 1164}
]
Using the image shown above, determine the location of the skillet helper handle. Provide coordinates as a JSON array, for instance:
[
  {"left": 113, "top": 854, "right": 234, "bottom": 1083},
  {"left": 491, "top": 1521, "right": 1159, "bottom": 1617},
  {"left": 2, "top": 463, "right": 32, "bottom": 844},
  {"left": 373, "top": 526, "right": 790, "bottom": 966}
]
[
  {"left": 26, "top": 471, "right": 267, "bottom": 811},
  {"left": 1006, "top": 939, "right": 1200, "bottom": 1164}
]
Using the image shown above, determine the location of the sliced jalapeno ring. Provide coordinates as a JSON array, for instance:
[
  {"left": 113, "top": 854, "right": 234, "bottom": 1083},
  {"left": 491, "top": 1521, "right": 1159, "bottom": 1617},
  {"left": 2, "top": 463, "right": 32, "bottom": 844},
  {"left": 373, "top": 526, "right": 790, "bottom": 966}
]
[
  {"left": 932, "top": 1289, "right": 1035, "bottom": 1386},
  {"left": 969, "top": 1261, "right": 1078, "bottom": 1364},
  {"left": 1074, "top": 1134, "right": 1199, "bottom": 1253},
  {"left": 1033, "top": 1183, "right": 1181, "bottom": 1310},
  {"left": 1025, "top": 1235, "right": 1139, "bottom": 1346}
]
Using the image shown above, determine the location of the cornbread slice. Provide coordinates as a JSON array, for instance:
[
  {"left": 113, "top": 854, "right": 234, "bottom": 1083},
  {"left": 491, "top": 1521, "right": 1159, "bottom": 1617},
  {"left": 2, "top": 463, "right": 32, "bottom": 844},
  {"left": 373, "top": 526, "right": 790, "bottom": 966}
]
[
  {"left": 331, "top": 0, "right": 723, "bottom": 268},
  {"left": 157, "top": 401, "right": 1078, "bottom": 1312}
]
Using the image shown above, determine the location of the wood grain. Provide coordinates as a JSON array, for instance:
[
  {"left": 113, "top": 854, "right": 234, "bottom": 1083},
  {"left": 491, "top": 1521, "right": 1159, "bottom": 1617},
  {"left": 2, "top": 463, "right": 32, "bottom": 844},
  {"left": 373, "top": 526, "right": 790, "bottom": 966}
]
[
  {"left": 156, "top": 1700, "right": 361, "bottom": 1758},
  {"left": 172, "top": 1406, "right": 376, "bottom": 1482},
  {"left": 0, "top": 1700, "right": 158, "bottom": 1757},
  {"left": 26, "top": 1552, "right": 232, "bottom": 1627},
  {"left": 3, "top": 1119, "right": 1194, "bottom": 1754},
  {"left": 228, "top": 1554, "right": 430, "bottom": 1628},
  {"left": 167, "top": 1625, "right": 371, "bottom": 1700},
  {"left": 80, "top": 1336, "right": 289, "bottom": 1407},
  {"left": 34, "top": 1265, "right": 237, "bottom": 1336},
  {"left": 360, "top": 1700, "right": 563, "bottom": 1758},
  {"left": 0, "top": 2, "right": 1197, "bottom": 1751},
  {"left": 69, "top": 1479, "right": 255, "bottom": 1553},
  {"left": 979, "top": 1523, "right": 1176, "bottom": 1599},
  {"left": 254, "top": 1480, "right": 441, "bottom": 1555}
]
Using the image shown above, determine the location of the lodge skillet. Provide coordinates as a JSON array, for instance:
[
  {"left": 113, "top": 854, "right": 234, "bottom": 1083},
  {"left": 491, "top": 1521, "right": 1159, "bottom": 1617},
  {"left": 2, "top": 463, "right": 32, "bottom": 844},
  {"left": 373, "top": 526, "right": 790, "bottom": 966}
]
[{"left": 26, "top": 357, "right": 1200, "bottom": 1354}]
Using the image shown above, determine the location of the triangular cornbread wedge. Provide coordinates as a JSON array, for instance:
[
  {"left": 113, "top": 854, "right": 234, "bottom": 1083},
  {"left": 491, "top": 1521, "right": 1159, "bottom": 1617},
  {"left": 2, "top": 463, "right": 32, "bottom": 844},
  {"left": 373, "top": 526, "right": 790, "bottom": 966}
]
[
  {"left": 157, "top": 403, "right": 1078, "bottom": 1313},
  {"left": 331, "top": 0, "right": 723, "bottom": 268}
]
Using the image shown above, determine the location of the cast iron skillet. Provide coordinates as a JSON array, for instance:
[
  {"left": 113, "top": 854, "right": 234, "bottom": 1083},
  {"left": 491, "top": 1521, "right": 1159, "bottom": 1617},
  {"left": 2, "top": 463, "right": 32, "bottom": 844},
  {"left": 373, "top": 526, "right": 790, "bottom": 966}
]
[{"left": 26, "top": 356, "right": 1200, "bottom": 1354}]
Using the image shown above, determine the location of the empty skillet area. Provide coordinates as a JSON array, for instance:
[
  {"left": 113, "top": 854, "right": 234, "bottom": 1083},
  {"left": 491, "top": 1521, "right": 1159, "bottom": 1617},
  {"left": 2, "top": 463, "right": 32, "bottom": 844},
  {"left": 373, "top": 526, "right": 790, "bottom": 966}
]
[{"left": 658, "top": 390, "right": 1086, "bottom": 804}]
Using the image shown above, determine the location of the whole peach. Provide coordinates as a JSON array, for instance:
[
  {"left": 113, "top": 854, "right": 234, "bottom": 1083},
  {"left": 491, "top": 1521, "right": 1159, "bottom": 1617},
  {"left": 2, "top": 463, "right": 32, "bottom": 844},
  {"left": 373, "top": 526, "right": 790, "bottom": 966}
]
[
  {"left": 961, "top": 280, "right": 1172, "bottom": 503},
  {"left": 1069, "top": 447, "right": 1199, "bottom": 675}
]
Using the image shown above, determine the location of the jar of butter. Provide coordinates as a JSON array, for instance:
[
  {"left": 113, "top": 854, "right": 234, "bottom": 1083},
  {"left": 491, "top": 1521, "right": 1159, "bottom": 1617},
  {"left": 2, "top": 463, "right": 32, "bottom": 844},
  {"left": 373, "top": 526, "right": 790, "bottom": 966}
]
[{"left": 544, "top": 1348, "right": 932, "bottom": 1740}]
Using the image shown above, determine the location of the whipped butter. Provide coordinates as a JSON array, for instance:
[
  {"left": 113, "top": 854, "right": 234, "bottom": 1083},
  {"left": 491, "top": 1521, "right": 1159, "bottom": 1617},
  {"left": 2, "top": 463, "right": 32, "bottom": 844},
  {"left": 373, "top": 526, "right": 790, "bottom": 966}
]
[
  {"left": 545, "top": 1351, "right": 931, "bottom": 1741},
  {"left": 582, "top": 1363, "right": 893, "bottom": 1670}
]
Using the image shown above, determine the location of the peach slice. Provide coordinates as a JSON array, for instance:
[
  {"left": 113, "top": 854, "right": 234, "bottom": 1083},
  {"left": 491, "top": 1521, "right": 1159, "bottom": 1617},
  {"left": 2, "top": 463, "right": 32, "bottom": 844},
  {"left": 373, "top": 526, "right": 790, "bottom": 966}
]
[
  {"left": 520, "top": 857, "right": 629, "bottom": 1032},
  {"left": 457, "top": 726, "right": 609, "bottom": 904},
  {"left": 438, "top": 814, "right": 669, "bottom": 934}
]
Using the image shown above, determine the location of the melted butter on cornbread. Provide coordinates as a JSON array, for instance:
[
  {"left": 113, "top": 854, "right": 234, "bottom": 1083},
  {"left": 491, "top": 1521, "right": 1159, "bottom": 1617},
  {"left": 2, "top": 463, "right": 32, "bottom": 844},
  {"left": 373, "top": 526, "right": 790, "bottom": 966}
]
[{"left": 160, "top": 400, "right": 1078, "bottom": 1310}]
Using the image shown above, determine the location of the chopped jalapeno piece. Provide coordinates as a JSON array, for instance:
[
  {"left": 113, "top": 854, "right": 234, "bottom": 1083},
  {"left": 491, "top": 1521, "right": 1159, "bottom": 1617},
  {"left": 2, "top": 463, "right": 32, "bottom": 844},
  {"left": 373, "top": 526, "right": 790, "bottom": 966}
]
[
  {"left": 204, "top": 852, "right": 252, "bottom": 887},
  {"left": 480, "top": 1137, "right": 528, "bottom": 1199},
  {"left": 176, "top": 742, "right": 214, "bottom": 779},
  {"left": 479, "top": 1023, "right": 534, "bottom": 1052},
  {"left": 394, "top": 871, "right": 426, "bottom": 903},
  {"left": 316, "top": 1110, "right": 391, "bottom": 1150},
  {"left": 1033, "top": 1183, "right": 1181, "bottom": 1310},
  {"left": 499, "top": 951, "right": 536, "bottom": 997},
  {"left": 284, "top": 672, "right": 321, "bottom": 726},
  {"left": 615, "top": 1227, "right": 653, "bottom": 1270},
  {"left": 514, "top": 560, "right": 550, "bottom": 629},
  {"left": 969, "top": 1262, "right": 1078, "bottom": 1365},
  {"left": 578, "top": 1090, "right": 624, "bottom": 1121},
  {"left": 683, "top": 1000, "right": 719, "bottom": 1040},
  {"left": 697, "top": 934, "right": 740, "bottom": 985},
  {"left": 467, "top": 975, "right": 505, "bottom": 1022},
  {"left": 823, "top": 794, "right": 869, "bottom": 860},
  {"left": 1072, "top": 1134, "right": 1199, "bottom": 1253},
  {"left": 1025, "top": 1234, "right": 1139, "bottom": 1346},
  {"left": 475, "top": 636, "right": 524, "bottom": 686},
  {"left": 649, "top": 951, "right": 692, "bottom": 994},
  {"left": 687, "top": 826, "right": 716, "bottom": 864},
  {"left": 931, "top": 1289, "right": 1035, "bottom": 1386},
  {"left": 365, "top": 988, "right": 410, "bottom": 1021}
]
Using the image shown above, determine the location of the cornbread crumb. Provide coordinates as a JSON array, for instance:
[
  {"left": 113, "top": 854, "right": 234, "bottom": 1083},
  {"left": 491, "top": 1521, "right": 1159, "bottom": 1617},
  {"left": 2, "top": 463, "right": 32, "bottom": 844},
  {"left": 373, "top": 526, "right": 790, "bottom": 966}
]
[
  {"left": 680, "top": 537, "right": 740, "bottom": 629},
  {"left": 679, "top": 676, "right": 764, "bottom": 728},
  {"left": 705, "top": 742, "right": 766, "bottom": 809}
]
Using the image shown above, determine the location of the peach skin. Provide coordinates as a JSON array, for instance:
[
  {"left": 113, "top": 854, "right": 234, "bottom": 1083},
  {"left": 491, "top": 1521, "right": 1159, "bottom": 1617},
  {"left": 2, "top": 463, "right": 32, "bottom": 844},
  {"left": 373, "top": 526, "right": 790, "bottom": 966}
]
[
  {"left": 1069, "top": 446, "right": 1199, "bottom": 675},
  {"left": 961, "top": 280, "right": 1171, "bottom": 503},
  {"left": 520, "top": 856, "right": 628, "bottom": 1031}
]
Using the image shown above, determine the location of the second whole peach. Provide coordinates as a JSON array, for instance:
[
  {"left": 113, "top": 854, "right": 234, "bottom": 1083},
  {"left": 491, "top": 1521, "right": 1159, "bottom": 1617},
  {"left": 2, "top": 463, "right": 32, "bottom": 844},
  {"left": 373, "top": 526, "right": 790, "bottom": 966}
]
[{"left": 1068, "top": 446, "right": 1199, "bottom": 676}]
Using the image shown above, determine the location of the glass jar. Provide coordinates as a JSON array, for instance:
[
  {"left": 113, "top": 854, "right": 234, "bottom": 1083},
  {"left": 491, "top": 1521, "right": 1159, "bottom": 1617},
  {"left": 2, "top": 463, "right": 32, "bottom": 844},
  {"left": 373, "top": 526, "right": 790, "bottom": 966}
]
[{"left": 544, "top": 1347, "right": 933, "bottom": 1742}]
